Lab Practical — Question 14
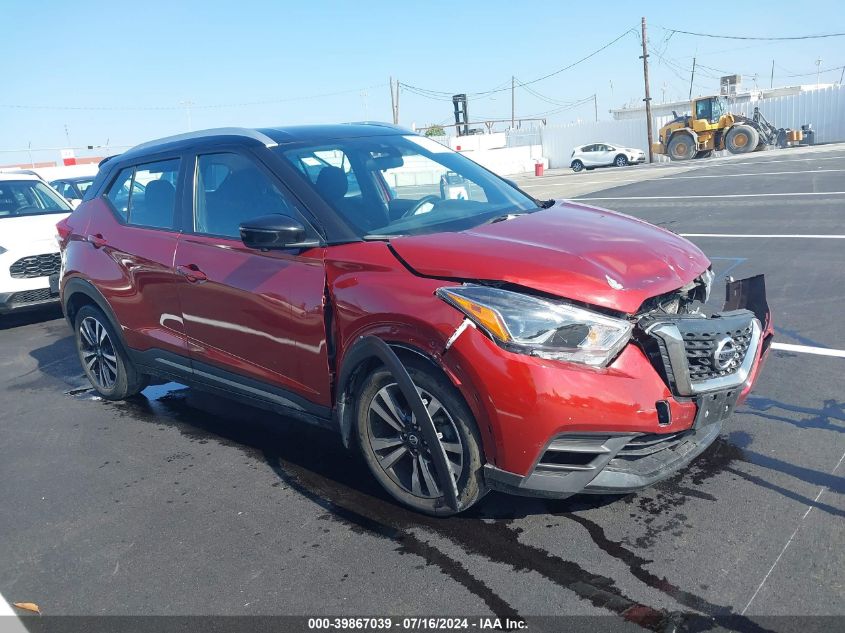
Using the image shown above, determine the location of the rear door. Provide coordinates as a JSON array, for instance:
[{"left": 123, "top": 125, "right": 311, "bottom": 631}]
[
  {"left": 93, "top": 158, "right": 189, "bottom": 358},
  {"left": 173, "top": 149, "right": 332, "bottom": 412},
  {"left": 594, "top": 144, "right": 612, "bottom": 166},
  {"left": 581, "top": 144, "right": 599, "bottom": 166}
]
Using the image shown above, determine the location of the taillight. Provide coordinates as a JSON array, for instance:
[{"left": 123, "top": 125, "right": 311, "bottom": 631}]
[{"left": 56, "top": 217, "right": 72, "bottom": 249}]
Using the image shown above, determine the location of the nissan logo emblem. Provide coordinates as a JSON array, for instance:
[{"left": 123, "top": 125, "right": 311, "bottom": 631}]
[{"left": 713, "top": 336, "right": 738, "bottom": 370}]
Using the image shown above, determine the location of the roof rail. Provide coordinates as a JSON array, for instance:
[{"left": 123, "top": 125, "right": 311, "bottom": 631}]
[{"left": 127, "top": 127, "right": 279, "bottom": 154}]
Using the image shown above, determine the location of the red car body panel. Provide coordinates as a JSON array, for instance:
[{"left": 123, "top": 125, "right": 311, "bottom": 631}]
[
  {"left": 173, "top": 235, "right": 332, "bottom": 406},
  {"left": 62, "top": 198, "right": 189, "bottom": 358},
  {"left": 391, "top": 202, "right": 711, "bottom": 314}
]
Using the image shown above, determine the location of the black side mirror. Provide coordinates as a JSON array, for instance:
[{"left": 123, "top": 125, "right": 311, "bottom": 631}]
[{"left": 239, "top": 214, "right": 319, "bottom": 250}]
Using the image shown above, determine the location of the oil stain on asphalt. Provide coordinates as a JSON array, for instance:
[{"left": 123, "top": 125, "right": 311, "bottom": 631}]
[{"left": 67, "top": 383, "right": 777, "bottom": 633}]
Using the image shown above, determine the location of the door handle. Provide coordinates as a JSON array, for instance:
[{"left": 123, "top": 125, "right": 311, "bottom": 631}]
[
  {"left": 86, "top": 233, "right": 107, "bottom": 248},
  {"left": 176, "top": 264, "right": 208, "bottom": 283}
]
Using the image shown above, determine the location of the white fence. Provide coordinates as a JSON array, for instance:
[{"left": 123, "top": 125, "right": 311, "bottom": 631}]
[{"left": 527, "top": 84, "right": 845, "bottom": 169}]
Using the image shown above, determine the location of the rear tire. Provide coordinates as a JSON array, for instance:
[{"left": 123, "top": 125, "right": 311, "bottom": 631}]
[
  {"left": 571, "top": 160, "right": 584, "bottom": 172},
  {"left": 74, "top": 305, "right": 148, "bottom": 400},
  {"left": 667, "top": 134, "right": 696, "bottom": 161},
  {"left": 355, "top": 357, "right": 486, "bottom": 516},
  {"left": 725, "top": 125, "right": 759, "bottom": 154}
]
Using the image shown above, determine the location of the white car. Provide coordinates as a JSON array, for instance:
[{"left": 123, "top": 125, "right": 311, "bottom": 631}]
[
  {"left": 0, "top": 173, "right": 72, "bottom": 315},
  {"left": 570, "top": 143, "right": 646, "bottom": 172}
]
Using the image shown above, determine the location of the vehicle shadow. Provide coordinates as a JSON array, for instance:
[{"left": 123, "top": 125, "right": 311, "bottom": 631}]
[
  {"left": 0, "top": 305, "right": 64, "bottom": 331},
  {"left": 97, "top": 385, "right": 776, "bottom": 630}
]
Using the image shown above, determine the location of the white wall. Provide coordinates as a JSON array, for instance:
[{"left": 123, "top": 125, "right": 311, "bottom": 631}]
[{"left": 538, "top": 84, "right": 845, "bottom": 168}]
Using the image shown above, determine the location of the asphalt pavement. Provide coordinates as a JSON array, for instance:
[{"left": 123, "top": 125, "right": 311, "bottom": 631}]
[{"left": 1, "top": 144, "right": 843, "bottom": 632}]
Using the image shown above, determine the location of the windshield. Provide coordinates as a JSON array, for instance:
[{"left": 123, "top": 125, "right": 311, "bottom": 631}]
[
  {"left": 277, "top": 134, "right": 538, "bottom": 239},
  {"left": 0, "top": 180, "right": 72, "bottom": 218}
]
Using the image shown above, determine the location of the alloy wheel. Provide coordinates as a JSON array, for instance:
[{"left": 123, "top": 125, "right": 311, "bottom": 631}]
[
  {"left": 366, "top": 383, "right": 464, "bottom": 499},
  {"left": 79, "top": 316, "right": 118, "bottom": 390}
]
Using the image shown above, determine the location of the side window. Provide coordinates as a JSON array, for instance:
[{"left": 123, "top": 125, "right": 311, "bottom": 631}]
[
  {"left": 54, "top": 182, "right": 76, "bottom": 199},
  {"left": 106, "top": 168, "right": 134, "bottom": 220},
  {"left": 194, "top": 152, "right": 299, "bottom": 238},
  {"left": 105, "top": 159, "right": 180, "bottom": 229},
  {"left": 128, "top": 160, "right": 180, "bottom": 229}
]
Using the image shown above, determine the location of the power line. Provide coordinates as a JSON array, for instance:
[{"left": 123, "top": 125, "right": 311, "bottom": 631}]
[
  {"left": 399, "top": 27, "right": 637, "bottom": 99},
  {"left": 664, "top": 28, "right": 845, "bottom": 41}
]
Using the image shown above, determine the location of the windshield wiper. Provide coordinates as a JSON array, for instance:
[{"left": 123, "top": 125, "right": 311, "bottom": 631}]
[
  {"left": 362, "top": 234, "right": 403, "bottom": 241},
  {"left": 483, "top": 213, "right": 526, "bottom": 225}
]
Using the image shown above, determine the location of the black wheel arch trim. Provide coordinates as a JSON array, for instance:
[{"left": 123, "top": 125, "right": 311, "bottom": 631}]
[
  {"left": 335, "top": 335, "right": 461, "bottom": 511},
  {"left": 62, "top": 278, "right": 128, "bottom": 349}
]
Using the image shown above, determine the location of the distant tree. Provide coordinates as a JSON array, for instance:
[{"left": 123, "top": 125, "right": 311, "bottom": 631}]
[{"left": 424, "top": 125, "right": 445, "bottom": 137}]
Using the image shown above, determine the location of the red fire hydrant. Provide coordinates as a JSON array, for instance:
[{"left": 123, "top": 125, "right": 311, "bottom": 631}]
[{"left": 534, "top": 162, "right": 544, "bottom": 177}]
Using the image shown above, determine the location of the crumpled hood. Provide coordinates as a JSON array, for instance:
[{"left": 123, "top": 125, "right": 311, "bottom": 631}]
[{"left": 390, "top": 201, "right": 710, "bottom": 314}]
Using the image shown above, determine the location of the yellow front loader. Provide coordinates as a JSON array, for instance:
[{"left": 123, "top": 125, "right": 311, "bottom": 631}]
[{"left": 652, "top": 95, "right": 804, "bottom": 161}]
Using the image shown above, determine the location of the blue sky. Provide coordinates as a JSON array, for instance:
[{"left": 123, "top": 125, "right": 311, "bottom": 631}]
[{"left": 2, "top": 0, "right": 844, "bottom": 164}]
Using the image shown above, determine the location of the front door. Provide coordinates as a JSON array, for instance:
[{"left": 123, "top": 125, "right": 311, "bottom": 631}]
[{"left": 174, "top": 150, "right": 332, "bottom": 413}]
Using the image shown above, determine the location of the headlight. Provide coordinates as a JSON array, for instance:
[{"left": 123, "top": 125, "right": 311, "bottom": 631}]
[
  {"left": 437, "top": 284, "right": 632, "bottom": 367},
  {"left": 701, "top": 268, "right": 715, "bottom": 303}
]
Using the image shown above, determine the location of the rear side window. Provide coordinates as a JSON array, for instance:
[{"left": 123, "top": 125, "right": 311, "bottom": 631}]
[
  {"left": 106, "top": 159, "right": 181, "bottom": 229},
  {"left": 193, "top": 152, "right": 299, "bottom": 238}
]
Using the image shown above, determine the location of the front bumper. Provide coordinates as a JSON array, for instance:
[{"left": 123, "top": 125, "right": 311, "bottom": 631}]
[
  {"left": 485, "top": 417, "right": 723, "bottom": 497},
  {"left": 0, "top": 247, "right": 62, "bottom": 314},
  {"left": 447, "top": 275, "right": 771, "bottom": 499},
  {"left": 0, "top": 286, "right": 60, "bottom": 314}
]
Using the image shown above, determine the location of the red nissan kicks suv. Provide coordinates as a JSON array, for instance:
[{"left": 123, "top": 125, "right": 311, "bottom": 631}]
[{"left": 57, "top": 124, "right": 772, "bottom": 515}]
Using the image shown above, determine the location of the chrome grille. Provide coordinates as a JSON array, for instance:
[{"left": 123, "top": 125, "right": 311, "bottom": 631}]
[
  {"left": 9, "top": 253, "right": 61, "bottom": 279},
  {"left": 640, "top": 310, "right": 760, "bottom": 396},
  {"left": 684, "top": 322, "right": 753, "bottom": 382}
]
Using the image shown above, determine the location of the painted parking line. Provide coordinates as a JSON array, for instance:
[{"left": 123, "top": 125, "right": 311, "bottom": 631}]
[
  {"left": 661, "top": 168, "right": 845, "bottom": 180},
  {"left": 679, "top": 233, "right": 845, "bottom": 239},
  {"left": 0, "top": 591, "right": 29, "bottom": 633},
  {"left": 740, "top": 449, "right": 845, "bottom": 615},
  {"left": 520, "top": 168, "right": 845, "bottom": 189},
  {"left": 578, "top": 191, "right": 845, "bottom": 200},
  {"left": 770, "top": 343, "right": 845, "bottom": 358}
]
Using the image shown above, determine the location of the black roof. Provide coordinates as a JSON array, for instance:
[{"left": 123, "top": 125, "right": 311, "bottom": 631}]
[{"left": 116, "top": 122, "right": 410, "bottom": 163}]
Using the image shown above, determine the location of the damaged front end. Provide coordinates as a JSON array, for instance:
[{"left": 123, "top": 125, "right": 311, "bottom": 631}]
[{"left": 636, "top": 273, "right": 772, "bottom": 407}]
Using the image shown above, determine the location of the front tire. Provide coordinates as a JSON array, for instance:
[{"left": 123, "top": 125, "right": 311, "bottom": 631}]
[
  {"left": 614, "top": 154, "right": 628, "bottom": 167},
  {"left": 356, "top": 358, "right": 486, "bottom": 516},
  {"left": 725, "top": 125, "right": 759, "bottom": 154},
  {"left": 74, "top": 305, "right": 148, "bottom": 400},
  {"left": 571, "top": 160, "right": 584, "bottom": 172},
  {"left": 667, "top": 134, "right": 696, "bottom": 161}
]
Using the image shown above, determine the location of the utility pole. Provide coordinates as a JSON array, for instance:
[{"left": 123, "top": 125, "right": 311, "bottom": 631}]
[
  {"left": 840, "top": 65, "right": 845, "bottom": 86},
  {"left": 511, "top": 76, "right": 515, "bottom": 129},
  {"left": 816, "top": 58, "right": 822, "bottom": 87},
  {"left": 593, "top": 93, "right": 598, "bottom": 122},
  {"left": 688, "top": 56, "right": 696, "bottom": 100},
  {"left": 395, "top": 81, "right": 400, "bottom": 125},
  {"left": 770, "top": 59, "right": 775, "bottom": 89},
  {"left": 640, "top": 16, "right": 654, "bottom": 163},
  {"left": 389, "top": 77, "right": 395, "bottom": 124},
  {"left": 179, "top": 100, "right": 193, "bottom": 131}
]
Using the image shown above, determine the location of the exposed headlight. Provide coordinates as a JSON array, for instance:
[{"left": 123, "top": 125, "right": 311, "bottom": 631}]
[
  {"left": 701, "top": 268, "right": 715, "bottom": 303},
  {"left": 437, "top": 284, "right": 632, "bottom": 367}
]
